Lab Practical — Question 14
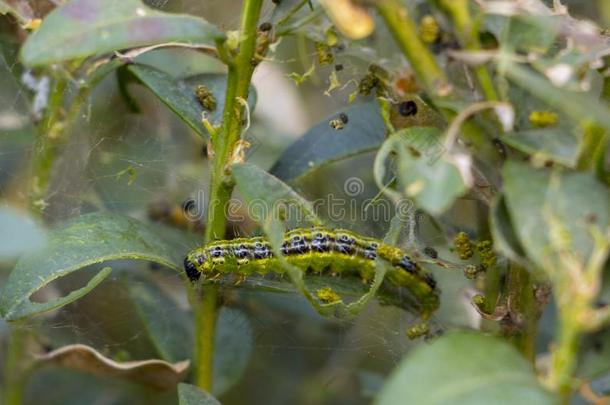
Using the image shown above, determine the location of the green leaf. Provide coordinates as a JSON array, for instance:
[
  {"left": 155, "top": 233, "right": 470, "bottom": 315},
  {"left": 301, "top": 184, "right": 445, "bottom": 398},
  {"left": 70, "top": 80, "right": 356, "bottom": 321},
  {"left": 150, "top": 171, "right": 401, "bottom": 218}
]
[
  {"left": 270, "top": 100, "right": 386, "bottom": 182},
  {"left": 485, "top": 14, "right": 560, "bottom": 54},
  {"left": 128, "top": 278, "right": 252, "bottom": 396},
  {"left": 127, "top": 64, "right": 256, "bottom": 139},
  {"left": 375, "top": 331, "right": 555, "bottom": 405},
  {"left": 502, "top": 62, "right": 610, "bottom": 134},
  {"left": 20, "top": 0, "right": 225, "bottom": 67},
  {"left": 375, "top": 127, "right": 466, "bottom": 215},
  {"left": 489, "top": 196, "right": 527, "bottom": 266},
  {"left": 232, "top": 162, "right": 323, "bottom": 226},
  {"left": 212, "top": 308, "right": 253, "bottom": 396},
  {"left": 0, "top": 212, "right": 184, "bottom": 321},
  {"left": 178, "top": 383, "right": 221, "bottom": 405},
  {"left": 503, "top": 161, "right": 610, "bottom": 273},
  {"left": 0, "top": 206, "right": 46, "bottom": 260},
  {"left": 502, "top": 128, "right": 580, "bottom": 167},
  {"left": 126, "top": 275, "right": 192, "bottom": 363}
]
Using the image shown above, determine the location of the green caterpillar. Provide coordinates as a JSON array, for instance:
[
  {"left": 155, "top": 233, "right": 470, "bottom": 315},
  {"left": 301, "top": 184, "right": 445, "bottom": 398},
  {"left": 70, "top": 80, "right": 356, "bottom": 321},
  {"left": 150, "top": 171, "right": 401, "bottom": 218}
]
[{"left": 184, "top": 227, "right": 440, "bottom": 318}]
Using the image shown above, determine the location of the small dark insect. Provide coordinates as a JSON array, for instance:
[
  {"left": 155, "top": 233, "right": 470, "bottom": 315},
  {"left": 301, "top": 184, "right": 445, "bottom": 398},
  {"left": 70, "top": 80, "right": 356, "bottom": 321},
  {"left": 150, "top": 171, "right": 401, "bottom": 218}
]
[
  {"left": 259, "top": 22, "right": 272, "bottom": 32},
  {"left": 335, "top": 64, "right": 344, "bottom": 71},
  {"left": 339, "top": 113, "right": 348, "bottom": 124},
  {"left": 399, "top": 100, "right": 418, "bottom": 117},
  {"left": 424, "top": 246, "right": 438, "bottom": 259},
  {"left": 329, "top": 116, "right": 346, "bottom": 130}
]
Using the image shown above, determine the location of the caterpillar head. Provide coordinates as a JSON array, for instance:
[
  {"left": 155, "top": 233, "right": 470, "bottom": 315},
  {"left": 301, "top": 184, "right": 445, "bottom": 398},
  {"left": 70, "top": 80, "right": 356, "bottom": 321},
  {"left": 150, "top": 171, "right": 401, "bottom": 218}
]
[{"left": 184, "top": 253, "right": 204, "bottom": 282}]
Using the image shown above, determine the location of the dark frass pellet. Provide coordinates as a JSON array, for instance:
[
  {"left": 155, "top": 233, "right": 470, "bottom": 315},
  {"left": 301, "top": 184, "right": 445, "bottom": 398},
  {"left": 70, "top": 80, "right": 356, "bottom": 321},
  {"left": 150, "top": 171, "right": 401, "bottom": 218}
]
[
  {"left": 339, "top": 113, "right": 348, "bottom": 124},
  {"left": 399, "top": 100, "right": 418, "bottom": 117},
  {"left": 424, "top": 246, "right": 438, "bottom": 259}
]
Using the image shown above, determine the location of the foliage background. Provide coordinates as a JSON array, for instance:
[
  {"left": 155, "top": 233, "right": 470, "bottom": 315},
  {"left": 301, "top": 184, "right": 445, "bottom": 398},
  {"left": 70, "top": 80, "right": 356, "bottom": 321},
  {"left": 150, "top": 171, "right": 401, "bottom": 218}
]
[{"left": 0, "top": 0, "right": 609, "bottom": 404}]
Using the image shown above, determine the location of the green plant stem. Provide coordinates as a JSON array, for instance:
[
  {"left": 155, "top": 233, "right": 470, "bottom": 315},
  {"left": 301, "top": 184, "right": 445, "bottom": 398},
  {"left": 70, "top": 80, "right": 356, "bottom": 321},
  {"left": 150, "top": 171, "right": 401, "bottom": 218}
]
[
  {"left": 545, "top": 231, "right": 610, "bottom": 401},
  {"left": 482, "top": 263, "right": 501, "bottom": 315},
  {"left": 376, "top": 0, "right": 448, "bottom": 97},
  {"left": 29, "top": 76, "right": 67, "bottom": 215},
  {"left": 4, "top": 325, "right": 28, "bottom": 405},
  {"left": 437, "top": 0, "right": 498, "bottom": 101},
  {"left": 549, "top": 293, "right": 587, "bottom": 404},
  {"left": 29, "top": 81, "right": 90, "bottom": 217},
  {"left": 192, "top": 286, "right": 219, "bottom": 390},
  {"left": 506, "top": 264, "right": 537, "bottom": 362},
  {"left": 193, "top": 0, "right": 263, "bottom": 392}
]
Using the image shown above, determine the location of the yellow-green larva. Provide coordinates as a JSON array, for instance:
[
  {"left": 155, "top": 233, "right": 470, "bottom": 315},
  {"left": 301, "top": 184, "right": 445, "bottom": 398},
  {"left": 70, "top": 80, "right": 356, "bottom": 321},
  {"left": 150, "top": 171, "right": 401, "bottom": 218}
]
[{"left": 184, "top": 227, "right": 439, "bottom": 318}]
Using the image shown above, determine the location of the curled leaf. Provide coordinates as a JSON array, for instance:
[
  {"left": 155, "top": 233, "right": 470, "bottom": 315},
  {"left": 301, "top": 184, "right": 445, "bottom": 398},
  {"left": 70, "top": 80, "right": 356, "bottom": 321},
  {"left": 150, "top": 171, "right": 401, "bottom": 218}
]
[{"left": 37, "top": 344, "right": 189, "bottom": 389}]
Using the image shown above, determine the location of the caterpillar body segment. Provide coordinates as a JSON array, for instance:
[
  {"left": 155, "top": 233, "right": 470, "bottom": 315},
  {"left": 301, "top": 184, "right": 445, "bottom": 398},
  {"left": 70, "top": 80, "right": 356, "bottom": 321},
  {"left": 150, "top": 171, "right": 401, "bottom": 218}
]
[{"left": 184, "top": 227, "right": 439, "bottom": 317}]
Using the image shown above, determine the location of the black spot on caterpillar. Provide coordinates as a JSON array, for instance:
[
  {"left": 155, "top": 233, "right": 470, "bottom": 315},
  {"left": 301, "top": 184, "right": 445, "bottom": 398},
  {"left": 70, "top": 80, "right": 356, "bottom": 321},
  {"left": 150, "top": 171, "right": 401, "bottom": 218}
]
[{"left": 184, "top": 227, "right": 439, "bottom": 317}]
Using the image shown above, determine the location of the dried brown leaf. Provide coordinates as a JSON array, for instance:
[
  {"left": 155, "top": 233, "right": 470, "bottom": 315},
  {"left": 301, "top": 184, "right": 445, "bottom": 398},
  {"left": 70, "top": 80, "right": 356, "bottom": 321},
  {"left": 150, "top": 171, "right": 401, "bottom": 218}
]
[{"left": 36, "top": 344, "right": 190, "bottom": 389}]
